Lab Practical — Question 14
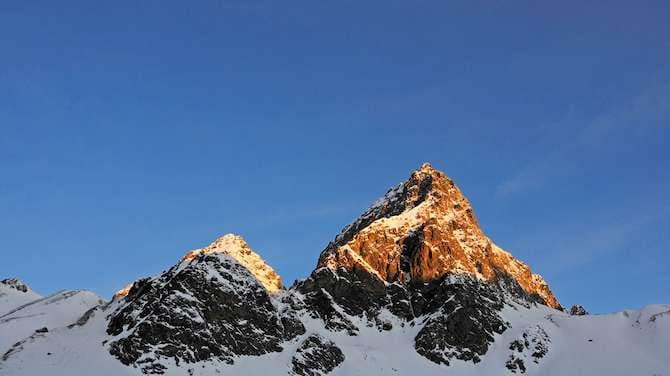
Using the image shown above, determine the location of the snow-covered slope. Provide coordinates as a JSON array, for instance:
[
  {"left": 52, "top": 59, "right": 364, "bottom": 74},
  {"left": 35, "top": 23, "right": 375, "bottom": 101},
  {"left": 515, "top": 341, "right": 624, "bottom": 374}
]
[
  {"left": 2, "top": 300, "right": 668, "bottom": 376},
  {"left": 0, "top": 279, "right": 42, "bottom": 316},
  {"left": 223, "top": 303, "right": 670, "bottom": 376},
  {"left": 0, "top": 289, "right": 104, "bottom": 354}
]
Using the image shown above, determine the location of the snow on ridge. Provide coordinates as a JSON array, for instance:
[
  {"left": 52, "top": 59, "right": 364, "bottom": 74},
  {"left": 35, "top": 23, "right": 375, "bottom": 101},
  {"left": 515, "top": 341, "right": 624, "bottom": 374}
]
[
  {"left": 0, "top": 278, "right": 42, "bottom": 317},
  {"left": 183, "top": 234, "right": 283, "bottom": 294},
  {"left": 0, "top": 289, "right": 104, "bottom": 355},
  {"left": 112, "top": 234, "right": 284, "bottom": 301},
  {"left": 5, "top": 299, "right": 668, "bottom": 376}
]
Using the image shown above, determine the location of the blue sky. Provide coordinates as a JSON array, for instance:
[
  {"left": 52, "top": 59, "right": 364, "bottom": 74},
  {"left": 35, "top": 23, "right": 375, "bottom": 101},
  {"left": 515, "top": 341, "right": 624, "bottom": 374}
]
[{"left": 1, "top": 1, "right": 668, "bottom": 313}]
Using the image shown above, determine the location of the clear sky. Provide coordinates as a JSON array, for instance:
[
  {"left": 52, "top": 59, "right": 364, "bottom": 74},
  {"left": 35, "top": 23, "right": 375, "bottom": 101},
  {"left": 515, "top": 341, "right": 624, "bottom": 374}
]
[{"left": 1, "top": 1, "right": 668, "bottom": 314}]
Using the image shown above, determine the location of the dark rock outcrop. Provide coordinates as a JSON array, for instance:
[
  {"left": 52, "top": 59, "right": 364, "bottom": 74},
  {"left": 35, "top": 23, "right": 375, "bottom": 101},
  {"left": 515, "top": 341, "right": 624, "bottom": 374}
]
[
  {"left": 1, "top": 278, "right": 29, "bottom": 293},
  {"left": 506, "top": 356, "right": 527, "bottom": 373},
  {"left": 107, "top": 253, "right": 302, "bottom": 374},
  {"left": 505, "top": 325, "right": 550, "bottom": 373},
  {"left": 290, "top": 334, "right": 344, "bottom": 376},
  {"left": 570, "top": 304, "right": 588, "bottom": 316},
  {"left": 296, "top": 264, "right": 543, "bottom": 366},
  {"left": 413, "top": 275, "right": 508, "bottom": 365}
]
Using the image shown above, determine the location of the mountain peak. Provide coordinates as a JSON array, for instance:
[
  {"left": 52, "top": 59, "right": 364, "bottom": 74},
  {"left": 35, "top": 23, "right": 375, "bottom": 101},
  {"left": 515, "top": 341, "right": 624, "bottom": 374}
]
[
  {"left": 183, "top": 233, "right": 284, "bottom": 294},
  {"left": 183, "top": 233, "right": 247, "bottom": 260},
  {"left": 114, "top": 234, "right": 284, "bottom": 300},
  {"left": 416, "top": 161, "right": 438, "bottom": 174},
  {"left": 318, "top": 163, "right": 561, "bottom": 309}
]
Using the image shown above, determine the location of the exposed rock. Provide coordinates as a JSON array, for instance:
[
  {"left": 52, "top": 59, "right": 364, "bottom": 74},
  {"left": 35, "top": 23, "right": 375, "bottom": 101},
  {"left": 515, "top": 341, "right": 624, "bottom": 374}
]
[
  {"left": 113, "top": 234, "right": 283, "bottom": 301},
  {"left": 505, "top": 325, "right": 551, "bottom": 373},
  {"left": 1, "top": 278, "right": 30, "bottom": 293},
  {"left": 295, "top": 163, "right": 560, "bottom": 366},
  {"left": 183, "top": 234, "right": 283, "bottom": 294},
  {"left": 570, "top": 304, "right": 588, "bottom": 316},
  {"left": 107, "top": 252, "right": 298, "bottom": 373},
  {"left": 413, "top": 275, "right": 508, "bottom": 365},
  {"left": 505, "top": 356, "right": 527, "bottom": 373},
  {"left": 312, "top": 162, "right": 561, "bottom": 311},
  {"left": 297, "top": 266, "right": 386, "bottom": 330},
  {"left": 69, "top": 304, "right": 107, "bottom": 329},
  {"left": 290, "top": 334, "right": 344, "bottom": 376}
]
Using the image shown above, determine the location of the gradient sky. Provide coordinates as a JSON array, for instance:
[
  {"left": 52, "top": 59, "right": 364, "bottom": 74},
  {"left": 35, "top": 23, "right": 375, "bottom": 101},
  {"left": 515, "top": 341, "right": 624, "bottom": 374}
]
[{"left": 1, "top": 1, "right": 669, "bottom": 314}]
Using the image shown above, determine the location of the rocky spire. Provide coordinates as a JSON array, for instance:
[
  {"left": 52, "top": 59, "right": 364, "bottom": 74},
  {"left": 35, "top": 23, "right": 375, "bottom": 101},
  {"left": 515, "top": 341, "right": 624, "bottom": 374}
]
[
  {"left": 183, "top": 234, "right": 283, "bottom": 294},
  {"left": 114, "top": 234, "right": 283, "bottom": 300},
  {"left": 317, "top": 162, "right": 561, "bottom": 309}
]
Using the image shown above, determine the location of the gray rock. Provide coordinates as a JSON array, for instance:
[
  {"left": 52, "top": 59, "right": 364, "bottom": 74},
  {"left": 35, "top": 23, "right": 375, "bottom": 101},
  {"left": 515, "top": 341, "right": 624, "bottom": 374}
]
[
  {"left": 570, "top": 305, "right": 588, "bottom": 316},
  {"left": 106, "top": 254, "right": 302, "bottom": 374},
  {"left": 290, "top": 334, "right": 344, "bottom": 376}
]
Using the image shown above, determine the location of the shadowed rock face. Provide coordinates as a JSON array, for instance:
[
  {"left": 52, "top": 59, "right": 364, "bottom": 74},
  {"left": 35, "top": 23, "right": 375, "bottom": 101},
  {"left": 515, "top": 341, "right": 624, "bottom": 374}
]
[
  {"left": 413, "top": 276, "right": 508, "bottom": 365},
  {"left": 290, "top": 334, "right": 344, "bottom": 376},
  {"left": 107, "top": 253, "right": 303, "bottom": 374},
  {"left": 505, "top": 325, "right": 551, "bottom": 374},
  {"left": 570, "top": 304, "right": 588, "bottom": 316}
]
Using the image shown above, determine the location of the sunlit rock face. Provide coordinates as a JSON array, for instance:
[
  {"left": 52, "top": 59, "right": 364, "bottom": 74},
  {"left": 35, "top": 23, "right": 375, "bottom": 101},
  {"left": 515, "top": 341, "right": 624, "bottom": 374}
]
[
  {"left": 312, "top": 162, "right": 560, "bottom": 310},
  {"left": 296, "top": 163, "right": 561, "bottom": 366},
  {"left": 112, "top": 283, "right": 133, "bottom": 301}
]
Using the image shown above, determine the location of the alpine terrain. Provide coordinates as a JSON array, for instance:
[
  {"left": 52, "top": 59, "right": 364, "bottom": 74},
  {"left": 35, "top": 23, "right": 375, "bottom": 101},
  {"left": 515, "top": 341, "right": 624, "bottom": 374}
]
[{"left": 1, "top": 163, "right": 668, "bottom": 375}]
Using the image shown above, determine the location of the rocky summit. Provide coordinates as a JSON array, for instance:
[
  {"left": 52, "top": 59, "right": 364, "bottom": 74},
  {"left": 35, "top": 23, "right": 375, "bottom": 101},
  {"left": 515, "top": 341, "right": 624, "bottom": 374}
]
[
  {"left": 1, "top": 163, "right": 669, "bottom": 376},
  {"left": 311, "top": 162, "right": 560, "bottom": 310}
]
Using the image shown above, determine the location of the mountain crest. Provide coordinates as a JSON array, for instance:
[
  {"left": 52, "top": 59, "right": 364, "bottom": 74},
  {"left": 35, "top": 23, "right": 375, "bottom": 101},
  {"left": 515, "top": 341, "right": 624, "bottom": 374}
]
[
  {"left": 113, "top": 234, "right": 284, "bottom": 301},
  {"left": 317, "top": 163, "right": 560, "bottom": 309},
  {"left": 183, "top": 233, "right": 283, "bottom": 294}
]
